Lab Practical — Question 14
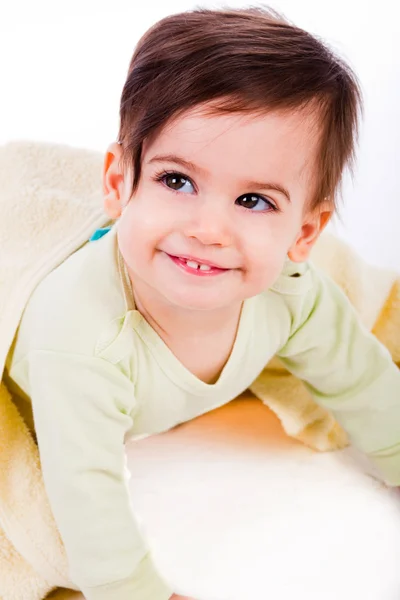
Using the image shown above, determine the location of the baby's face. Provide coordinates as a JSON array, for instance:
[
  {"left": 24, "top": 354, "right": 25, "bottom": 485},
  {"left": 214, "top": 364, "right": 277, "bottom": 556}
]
[{"left": 109, "top": 105, "right": 326, "bottom": 311}]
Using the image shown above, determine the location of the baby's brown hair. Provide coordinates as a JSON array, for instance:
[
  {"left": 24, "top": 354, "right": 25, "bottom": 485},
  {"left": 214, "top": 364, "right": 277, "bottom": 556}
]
[{"left": 117, "top": 6, "right": 362, "bottom": 210}]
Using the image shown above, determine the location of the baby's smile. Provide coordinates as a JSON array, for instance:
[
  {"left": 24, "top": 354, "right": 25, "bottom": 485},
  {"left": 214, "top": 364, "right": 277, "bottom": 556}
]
[{"left": 164, "top": 251, "right": 231, "bottom": 277}]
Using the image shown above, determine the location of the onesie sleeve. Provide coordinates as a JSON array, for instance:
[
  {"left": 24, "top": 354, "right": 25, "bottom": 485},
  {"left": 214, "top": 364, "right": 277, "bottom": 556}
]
[
  {"left": 23, "top": 349, "right": 172, "bottom": 600},
  {"left": 275, "top": 265, "right": 400, "bottom": 486}
]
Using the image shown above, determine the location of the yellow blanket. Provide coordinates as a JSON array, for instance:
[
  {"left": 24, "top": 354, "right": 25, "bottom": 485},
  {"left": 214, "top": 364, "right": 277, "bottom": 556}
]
[{"left": 0, "top": 140, "right": 398, "bottom": 600}]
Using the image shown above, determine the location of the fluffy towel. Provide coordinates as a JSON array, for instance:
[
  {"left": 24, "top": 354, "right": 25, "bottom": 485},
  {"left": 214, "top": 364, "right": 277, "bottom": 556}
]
[{"left": 0, "top": 140, "right": 399, "bottom": 600}]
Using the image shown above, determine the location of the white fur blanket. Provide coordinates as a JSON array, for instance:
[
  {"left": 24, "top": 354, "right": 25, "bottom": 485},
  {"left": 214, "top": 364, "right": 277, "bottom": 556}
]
[{"left": 0, "top": 140, "right": 399, "bottom": 600}]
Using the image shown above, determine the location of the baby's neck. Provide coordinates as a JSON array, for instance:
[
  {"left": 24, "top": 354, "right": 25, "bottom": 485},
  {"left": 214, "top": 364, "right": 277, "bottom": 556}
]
[
  {"left": 130, "top": 279, "right": 243, "bottom": 383},
  {"left": 133, "top": 284, "right": 242, "bottom": 341}
]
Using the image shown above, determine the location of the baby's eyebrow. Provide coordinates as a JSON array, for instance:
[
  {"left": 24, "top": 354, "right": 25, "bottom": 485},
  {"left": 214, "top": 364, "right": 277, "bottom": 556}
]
[
  {"left": 147, "top": 153, "right": 291, "bottom": 202},
  {"left": 148, "top": 153, "right": 204, "bottom": 175},
  {"left": 243, "top": 180, "right": 291, "bottom": 203}
]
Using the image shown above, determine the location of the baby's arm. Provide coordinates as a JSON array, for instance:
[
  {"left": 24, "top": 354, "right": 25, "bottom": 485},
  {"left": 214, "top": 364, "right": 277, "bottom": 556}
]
[
  {"left": 26, "top": 350, "right": 172, "bottom": 600},
  {"left": 276, "top": 266, "right": 400, "bottom": 486}
]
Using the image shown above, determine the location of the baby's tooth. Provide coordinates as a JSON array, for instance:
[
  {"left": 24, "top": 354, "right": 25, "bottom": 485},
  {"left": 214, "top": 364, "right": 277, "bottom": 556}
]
[
  {"left": 199, "top": 264, "right": 211, "bottom": 271},
  {"left": 186, "top": 260, "right": 199, "bottom": 269}
]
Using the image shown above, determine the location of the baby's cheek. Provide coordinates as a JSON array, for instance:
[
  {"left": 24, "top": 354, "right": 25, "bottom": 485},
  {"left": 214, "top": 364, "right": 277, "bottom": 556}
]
[{"left": 243, "top": 258, "right": 281, "bottom": 295}]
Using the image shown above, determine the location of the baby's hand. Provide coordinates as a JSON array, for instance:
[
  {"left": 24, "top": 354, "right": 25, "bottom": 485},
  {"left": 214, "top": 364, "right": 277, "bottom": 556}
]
[{"left": 170, "top": 595, "right": 198, "bottom": 599}]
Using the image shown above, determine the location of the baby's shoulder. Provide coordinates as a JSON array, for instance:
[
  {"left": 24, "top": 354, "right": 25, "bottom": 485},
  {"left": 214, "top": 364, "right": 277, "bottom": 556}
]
[
  {"left": 255, "top": 258, "right": 324, "bottom": 333},
  {"left": 260, "top": 258, "right": 318, "bottom": 311},
  {"left": 258, "top": 257, "right": 357, "bottom": 342},
  {"left": 14, "top": 233, "right": 127, "bottom": 358}
]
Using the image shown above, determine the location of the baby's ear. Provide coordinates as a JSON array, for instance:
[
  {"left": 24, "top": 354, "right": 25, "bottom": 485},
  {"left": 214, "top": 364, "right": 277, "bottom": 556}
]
[
  {"left": 288, "top": 200, "right": 333, "bottom": 263},
  {"left": 102, "top": 142, "right": 127, "bottom": 219}
]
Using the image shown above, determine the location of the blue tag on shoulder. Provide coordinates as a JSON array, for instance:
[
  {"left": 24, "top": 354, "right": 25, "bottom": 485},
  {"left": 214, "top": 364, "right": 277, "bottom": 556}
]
[{"left": 89, "top": 226, "right": 112, "bottom": 242}]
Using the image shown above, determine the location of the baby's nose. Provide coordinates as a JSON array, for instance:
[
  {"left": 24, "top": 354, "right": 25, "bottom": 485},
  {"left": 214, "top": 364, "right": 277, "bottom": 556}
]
[{"left": 183, "top": 201, "right": 233, "bottom": 247}]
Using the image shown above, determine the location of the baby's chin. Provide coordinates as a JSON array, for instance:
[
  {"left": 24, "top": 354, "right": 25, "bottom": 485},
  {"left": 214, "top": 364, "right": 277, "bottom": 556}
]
[
  {"left": 159, "top": 287, "right": 241, "bottom": 312},
  {"left": 161, "top": 282, "right": 263, "bottom": 313}
]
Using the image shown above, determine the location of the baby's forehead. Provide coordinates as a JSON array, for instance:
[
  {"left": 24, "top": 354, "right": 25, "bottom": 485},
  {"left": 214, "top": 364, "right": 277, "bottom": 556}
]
[{"left": 144, "top": 105, "right": 319, "bottom": 189}]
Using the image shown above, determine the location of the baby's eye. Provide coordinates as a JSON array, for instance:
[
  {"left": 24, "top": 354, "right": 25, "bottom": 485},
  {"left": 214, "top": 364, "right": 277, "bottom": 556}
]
[
  {"left": 236, "top": 193, "right": 277, "bottom": 212},
  {"left": 160, "top": 172, "right": 195, "bottom": 194}
]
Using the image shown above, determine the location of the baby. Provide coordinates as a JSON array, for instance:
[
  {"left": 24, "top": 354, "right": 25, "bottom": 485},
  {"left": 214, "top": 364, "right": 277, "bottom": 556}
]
[{"left": 5, "top": 5, "right": 400, "bottom": 600}]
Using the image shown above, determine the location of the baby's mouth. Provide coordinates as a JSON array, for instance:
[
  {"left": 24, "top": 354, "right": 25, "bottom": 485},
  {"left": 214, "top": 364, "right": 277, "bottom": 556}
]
[{"left": 165, "top": 253, "right": 230, "bottom": 276}]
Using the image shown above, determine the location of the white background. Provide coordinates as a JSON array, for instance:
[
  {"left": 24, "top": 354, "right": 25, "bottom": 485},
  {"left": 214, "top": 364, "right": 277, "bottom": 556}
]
[{"left": 1, "top": 0, "right": 399, "bottom": 270}]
